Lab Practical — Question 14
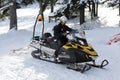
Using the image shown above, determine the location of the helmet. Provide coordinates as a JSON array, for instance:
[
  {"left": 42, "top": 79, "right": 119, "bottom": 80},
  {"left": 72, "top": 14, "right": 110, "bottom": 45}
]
[
  {"left": 38, "top": 15, "right": 42, "bottom": 21},
  {"left": 59, "top": 16, "right": 67, "bottom": 24}
]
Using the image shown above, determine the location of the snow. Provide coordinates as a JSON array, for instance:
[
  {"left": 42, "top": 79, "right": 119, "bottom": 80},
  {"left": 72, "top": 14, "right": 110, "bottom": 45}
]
[{"left": 0, "top": 2, "right": 120, "bottom": 80}]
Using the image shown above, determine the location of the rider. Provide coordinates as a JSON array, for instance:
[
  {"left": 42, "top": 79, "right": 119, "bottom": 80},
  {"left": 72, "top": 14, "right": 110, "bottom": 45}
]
[{"left": 52, "top": 16, "right": 73, "bottom": 59}]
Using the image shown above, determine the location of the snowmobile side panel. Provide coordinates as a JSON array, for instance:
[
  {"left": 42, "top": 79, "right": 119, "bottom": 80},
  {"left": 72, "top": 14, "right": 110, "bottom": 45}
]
[
  {"left": 66, "top": 63, "right": 92, "bottom": 73},
  {"left": 30, "top": 40, "right": 41, "bottom": 49},
  {"left": 58, "top": 48, "right": 77, "bottom": 63},
  {"left": 30, "top": 40, "right": 55, "bottom": 56}
]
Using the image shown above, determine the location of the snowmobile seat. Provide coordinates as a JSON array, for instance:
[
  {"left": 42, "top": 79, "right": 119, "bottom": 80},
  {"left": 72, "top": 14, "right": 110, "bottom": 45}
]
[
  {"left": 42, "top": 33, "right": 61, "bottom": 49},
  {"left": 42, "top": 33, "right": 52, "bottom": 40},
  {"left": 46, "top": 37, "right": 61, "bottom": 49}
]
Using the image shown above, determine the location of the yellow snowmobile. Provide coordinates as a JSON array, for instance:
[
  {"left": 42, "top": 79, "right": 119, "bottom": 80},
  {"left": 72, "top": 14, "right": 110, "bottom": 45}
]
[
  {"left": 30, "top": 30, "right": 109, "bottom": 73},
  {"left": 30, "top": 13, "right": 108, "bottom": 72}
]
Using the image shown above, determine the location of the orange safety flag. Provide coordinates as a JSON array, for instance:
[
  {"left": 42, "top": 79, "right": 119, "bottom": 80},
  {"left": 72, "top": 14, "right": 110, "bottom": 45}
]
[{"left": 38, "top": 15, "right": 43, "bottom": 21}]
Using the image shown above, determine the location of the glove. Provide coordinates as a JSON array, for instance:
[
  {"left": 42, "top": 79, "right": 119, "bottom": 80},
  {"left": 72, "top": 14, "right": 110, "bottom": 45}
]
[{"left": 62, "top": 33, "right": 68, "bottom": 36}]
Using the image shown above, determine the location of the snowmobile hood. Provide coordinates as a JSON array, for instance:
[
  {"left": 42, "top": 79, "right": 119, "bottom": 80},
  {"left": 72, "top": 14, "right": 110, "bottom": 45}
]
[{"left": 63, "top": 41, "right": 98, "bottom": 56}]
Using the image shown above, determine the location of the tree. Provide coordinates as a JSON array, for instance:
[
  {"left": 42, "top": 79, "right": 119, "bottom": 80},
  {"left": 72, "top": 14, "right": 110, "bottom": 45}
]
[
  {"left": 119, "top": 0, "right": 120, "bottom": 16},
  {"left": 91, "top": 0, "right": 98, "bottom": 19},
  {"left": 10, "top": 0, "right": 17, "bottom": 30},
  {"left": 38, "top": 0, "right": 48, "bottom": 14},
  {"left": 91, "top": 1, "right": 95, "bottom": 19},
  {"left": 79, "top": 2, "right": 86, "bottom": 25},
  {"left": 50, "top": 0, "right": 55, "bottom": 12},
  {"left": 95, "top": 2, "right": 98, "bottom": 17}
]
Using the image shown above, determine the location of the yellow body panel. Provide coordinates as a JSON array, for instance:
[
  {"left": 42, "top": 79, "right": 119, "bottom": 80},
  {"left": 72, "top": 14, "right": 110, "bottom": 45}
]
[{"left": 63, "top": 41, "right": 98, "bottom": 56}]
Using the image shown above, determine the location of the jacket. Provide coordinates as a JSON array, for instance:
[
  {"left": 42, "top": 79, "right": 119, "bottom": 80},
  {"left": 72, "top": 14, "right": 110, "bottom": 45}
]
[{"left": 53, "top": 23, "right": 72, "bottom": 39}]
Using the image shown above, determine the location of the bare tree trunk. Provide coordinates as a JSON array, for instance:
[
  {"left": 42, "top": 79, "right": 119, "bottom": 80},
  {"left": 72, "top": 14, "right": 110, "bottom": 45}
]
[
  {"left": 119, "top": 0, "right": 120, "bottom": 16},
  {"left": 80, "top": 4, "right": 85, "bottom": 25},
  {"left": 0, "top": 0, "right": 1, "bottom": 7},
  {"left": 95, "top": 2, "right": 98, "bottom": 17},
  {"left": 91, "top": 1, "right": 95, "bottom": 19},
  {"left": 39, "top": 0, "right": 47, "bottom": 14},
  {"left": 88, "top": 0, "right": 91, "bottom": 12},
  {"left": 51, "top": 0, "right": 54, "bottom": 12},
  {"left": 10, "top": 0, "right": 17, "bottom": 30}
]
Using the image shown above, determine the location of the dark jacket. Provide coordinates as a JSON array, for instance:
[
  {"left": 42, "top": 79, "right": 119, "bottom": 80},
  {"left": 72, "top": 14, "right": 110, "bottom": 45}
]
[{"left": 53, "top": 23, "right": 72, "bottom": 44}]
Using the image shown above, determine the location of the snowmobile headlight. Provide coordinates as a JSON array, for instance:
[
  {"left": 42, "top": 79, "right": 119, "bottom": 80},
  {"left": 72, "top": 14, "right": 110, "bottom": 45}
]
[{"left": 78, "top": 40, "right": 84, "bottom": 45}]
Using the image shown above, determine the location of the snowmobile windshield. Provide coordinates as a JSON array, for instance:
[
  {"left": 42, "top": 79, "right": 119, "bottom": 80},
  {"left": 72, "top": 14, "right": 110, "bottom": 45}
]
[{"left": 68, "top": 29, "right": 85, "bottom": 40}]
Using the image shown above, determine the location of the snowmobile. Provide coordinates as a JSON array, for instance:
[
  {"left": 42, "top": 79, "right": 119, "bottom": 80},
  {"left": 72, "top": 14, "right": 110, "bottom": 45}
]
[
  {"left": 30, "top": 30, "right": 109, "bottom": 73},
  {"left": 30, "top": 13, "right": 108, "bottom": 73}
]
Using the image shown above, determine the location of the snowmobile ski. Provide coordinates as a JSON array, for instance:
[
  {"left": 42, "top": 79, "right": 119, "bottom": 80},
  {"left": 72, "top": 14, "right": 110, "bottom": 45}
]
[{"left": 86, "top": 59, "right": 109, "bottom": 68}]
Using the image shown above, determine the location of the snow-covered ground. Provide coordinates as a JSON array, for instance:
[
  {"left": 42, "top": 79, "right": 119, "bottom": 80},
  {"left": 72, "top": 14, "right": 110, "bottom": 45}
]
[{"left": 0, "top": 2, "right": 120, "bottom": 80}]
